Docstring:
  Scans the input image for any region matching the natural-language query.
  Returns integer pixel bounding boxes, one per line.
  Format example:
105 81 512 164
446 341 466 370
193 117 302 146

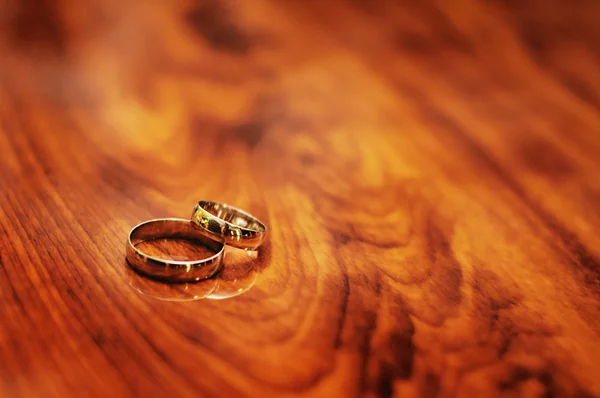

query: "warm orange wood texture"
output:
1 0 600 397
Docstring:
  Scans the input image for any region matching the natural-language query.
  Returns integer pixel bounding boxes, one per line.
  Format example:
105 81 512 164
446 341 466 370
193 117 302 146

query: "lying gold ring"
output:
126 218 224 282
191 200 267 250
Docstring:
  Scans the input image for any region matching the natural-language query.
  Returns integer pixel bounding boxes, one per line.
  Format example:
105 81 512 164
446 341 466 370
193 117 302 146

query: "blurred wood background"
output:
1 0 600 397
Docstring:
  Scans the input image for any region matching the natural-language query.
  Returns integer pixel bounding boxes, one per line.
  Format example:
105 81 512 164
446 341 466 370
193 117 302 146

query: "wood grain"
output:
1 0 600 396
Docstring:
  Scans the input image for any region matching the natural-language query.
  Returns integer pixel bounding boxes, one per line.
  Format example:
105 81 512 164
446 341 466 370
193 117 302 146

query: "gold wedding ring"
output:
126 218 224 282
191 200 267 250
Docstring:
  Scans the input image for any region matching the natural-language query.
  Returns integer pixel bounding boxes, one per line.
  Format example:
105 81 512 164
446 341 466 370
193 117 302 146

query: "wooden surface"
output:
1 0 600 397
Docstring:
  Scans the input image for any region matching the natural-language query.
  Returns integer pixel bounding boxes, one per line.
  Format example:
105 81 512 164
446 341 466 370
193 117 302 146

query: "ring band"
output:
191 200 267 250
126 218 224 282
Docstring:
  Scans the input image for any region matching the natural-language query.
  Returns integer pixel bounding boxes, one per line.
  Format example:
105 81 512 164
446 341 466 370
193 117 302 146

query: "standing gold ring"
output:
191 200 267 250
126 218 224 282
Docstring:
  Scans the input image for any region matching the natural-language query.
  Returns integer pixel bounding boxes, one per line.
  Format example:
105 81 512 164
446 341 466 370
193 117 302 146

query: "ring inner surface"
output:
131 220 221 260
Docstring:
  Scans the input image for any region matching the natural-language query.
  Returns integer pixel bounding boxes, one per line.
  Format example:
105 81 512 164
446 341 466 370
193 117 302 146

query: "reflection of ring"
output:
126 247 258 301
125 263 218 302
126 218 224 282
191 200 267 250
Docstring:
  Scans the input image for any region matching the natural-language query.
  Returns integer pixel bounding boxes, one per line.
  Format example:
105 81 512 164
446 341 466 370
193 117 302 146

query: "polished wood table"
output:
1 0 599 397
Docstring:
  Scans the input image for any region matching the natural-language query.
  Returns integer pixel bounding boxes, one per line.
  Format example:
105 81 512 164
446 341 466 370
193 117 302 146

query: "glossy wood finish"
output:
1 0 600 397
